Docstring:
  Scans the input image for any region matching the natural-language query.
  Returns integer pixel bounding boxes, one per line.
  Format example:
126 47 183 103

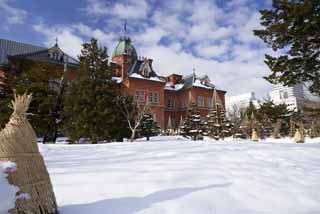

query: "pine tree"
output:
260 113 273 139
272 119 282 139
180 102 204 141
219 105 233 139
254 0 320 96
138 112 159 141
205 107 220 140
240 113 251 139
0 62 62 142
62 38 126 143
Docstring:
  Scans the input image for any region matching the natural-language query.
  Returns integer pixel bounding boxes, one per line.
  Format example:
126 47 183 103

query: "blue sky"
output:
0 0 274 97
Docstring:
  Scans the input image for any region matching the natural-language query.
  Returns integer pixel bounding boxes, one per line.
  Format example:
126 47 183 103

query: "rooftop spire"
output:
54 37 59 47
124 19 127 36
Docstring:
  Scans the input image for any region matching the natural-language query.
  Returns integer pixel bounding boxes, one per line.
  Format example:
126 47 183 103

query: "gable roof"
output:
164 72 226 93
126 59 165 83
0 39 46 65
8 44 79 67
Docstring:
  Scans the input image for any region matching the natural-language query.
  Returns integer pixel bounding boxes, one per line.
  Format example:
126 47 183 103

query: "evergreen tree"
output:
137 112 160 141
0 62 61 142
180 102 204 141
254 0 320 96
218 105 233 139
272 119 282 139
62 38 125 143
205 107 220 140
260 113 273 139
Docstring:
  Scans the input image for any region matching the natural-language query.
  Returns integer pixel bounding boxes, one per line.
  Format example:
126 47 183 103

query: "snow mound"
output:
0 162 19 213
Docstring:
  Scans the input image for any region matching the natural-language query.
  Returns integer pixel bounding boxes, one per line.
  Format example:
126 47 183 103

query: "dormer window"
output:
142 68 149 77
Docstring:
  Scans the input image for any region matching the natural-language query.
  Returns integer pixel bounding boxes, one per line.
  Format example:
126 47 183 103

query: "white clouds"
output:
84 0 148 20
30 0 273 97
79 0 272 97
113 0 148 19
33 22 117 58
133 27 166 47
0 0 27 25
141 43 272 97
188 0 223 25
34 23 84 58
194 41 230 59
73 23 116 46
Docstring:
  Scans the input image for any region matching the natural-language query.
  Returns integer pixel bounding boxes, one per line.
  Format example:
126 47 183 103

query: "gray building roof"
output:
0 39 46 64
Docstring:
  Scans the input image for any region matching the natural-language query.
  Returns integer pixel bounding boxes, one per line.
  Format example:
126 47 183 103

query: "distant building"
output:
269 84 320 112
225 92 260 118
0 39 79 92
0 39 46 65
111 36 227 129
1 37 227 130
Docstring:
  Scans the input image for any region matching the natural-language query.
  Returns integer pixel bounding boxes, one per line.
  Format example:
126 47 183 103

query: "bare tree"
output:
228 103 246 132
116 95 149 142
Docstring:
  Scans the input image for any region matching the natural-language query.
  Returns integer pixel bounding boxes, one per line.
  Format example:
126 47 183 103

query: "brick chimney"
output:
121 54 128 80
167 74 182 88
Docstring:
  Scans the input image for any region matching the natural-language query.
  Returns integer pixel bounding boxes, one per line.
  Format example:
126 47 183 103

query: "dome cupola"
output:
112 36 137 61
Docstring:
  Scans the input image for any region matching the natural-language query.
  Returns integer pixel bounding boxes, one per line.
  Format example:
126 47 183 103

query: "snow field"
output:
39 136 320 214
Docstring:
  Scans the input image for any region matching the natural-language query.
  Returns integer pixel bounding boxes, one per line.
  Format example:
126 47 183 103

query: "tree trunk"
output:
130 129 136 142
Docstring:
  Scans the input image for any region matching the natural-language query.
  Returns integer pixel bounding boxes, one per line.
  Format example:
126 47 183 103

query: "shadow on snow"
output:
61 183 231 214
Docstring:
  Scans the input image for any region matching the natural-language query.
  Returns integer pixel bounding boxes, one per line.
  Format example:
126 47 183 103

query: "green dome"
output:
112 36 137 60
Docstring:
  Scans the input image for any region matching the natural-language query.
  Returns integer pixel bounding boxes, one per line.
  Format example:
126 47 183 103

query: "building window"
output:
279 90 284 99
167 98 175 109
197 96 205 107
283 91 288 99
142 68 149 77
135 90 145 103
181 98 188 109
148 91 159 104
207 97 212 108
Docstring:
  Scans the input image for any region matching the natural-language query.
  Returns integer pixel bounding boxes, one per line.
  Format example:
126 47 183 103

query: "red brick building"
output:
110 36 226 129
0 38 226 130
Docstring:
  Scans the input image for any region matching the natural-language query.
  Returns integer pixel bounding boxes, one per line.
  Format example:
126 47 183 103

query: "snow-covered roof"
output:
111 76 122 84
164 83 184 91
129 73 165 83
193 79 213 89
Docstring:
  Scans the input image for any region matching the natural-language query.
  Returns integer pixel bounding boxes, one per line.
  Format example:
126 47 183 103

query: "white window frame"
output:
207 97 212 108
135 90 145 103
148 91 159 104
167 98 175 109
197 96 205 107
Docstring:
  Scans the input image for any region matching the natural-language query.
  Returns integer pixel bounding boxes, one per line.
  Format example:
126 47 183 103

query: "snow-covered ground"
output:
37 136 320 214
0 162 18 213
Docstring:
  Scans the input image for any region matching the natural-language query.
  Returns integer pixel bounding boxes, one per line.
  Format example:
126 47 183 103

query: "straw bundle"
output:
251 128 259 142
0 93 58 214
294 128 305 144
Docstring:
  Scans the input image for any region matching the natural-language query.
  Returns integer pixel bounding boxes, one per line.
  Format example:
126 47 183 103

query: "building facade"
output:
110 36 226 129
1 37 227 130
269 84 320 112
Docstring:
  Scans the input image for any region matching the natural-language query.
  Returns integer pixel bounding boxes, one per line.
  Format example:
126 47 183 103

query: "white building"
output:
269 83 320 112
226 92 260 118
